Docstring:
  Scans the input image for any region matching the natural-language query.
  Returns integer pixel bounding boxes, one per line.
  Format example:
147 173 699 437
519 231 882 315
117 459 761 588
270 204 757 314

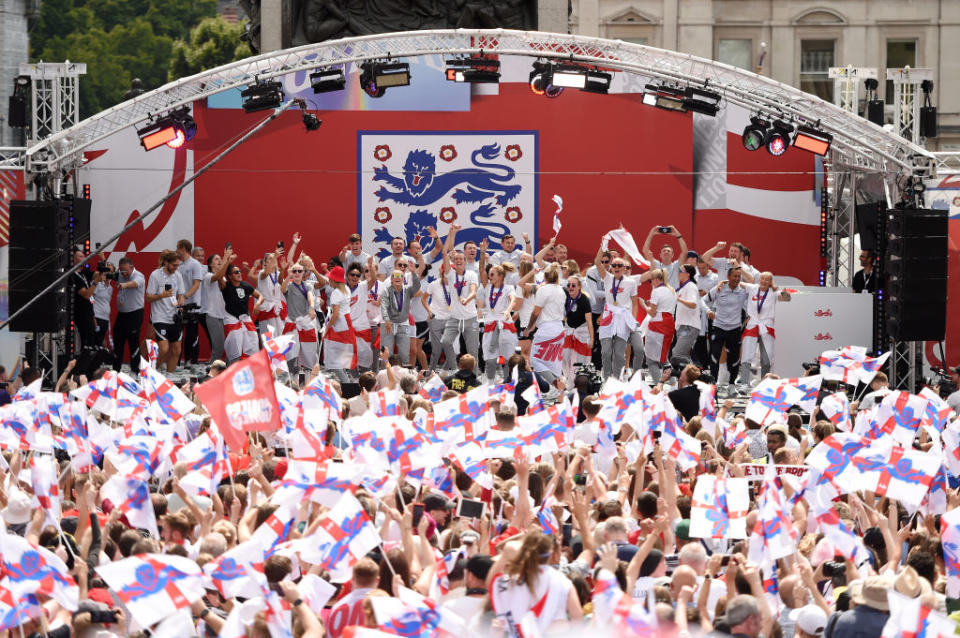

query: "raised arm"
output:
478 239 489 287
641 226 657 264
534 237 555 268
594 246 608 279
672 225 688 257
426 227 443 261
701 240 726 263
522 232 532 255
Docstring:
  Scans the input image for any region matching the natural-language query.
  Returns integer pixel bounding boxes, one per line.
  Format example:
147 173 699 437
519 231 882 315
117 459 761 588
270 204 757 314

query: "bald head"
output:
670 565 698 599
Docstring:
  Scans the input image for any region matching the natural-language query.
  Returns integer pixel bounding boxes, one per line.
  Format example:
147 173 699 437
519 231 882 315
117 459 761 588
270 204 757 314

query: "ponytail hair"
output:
506 531 555 594
651 268 675 294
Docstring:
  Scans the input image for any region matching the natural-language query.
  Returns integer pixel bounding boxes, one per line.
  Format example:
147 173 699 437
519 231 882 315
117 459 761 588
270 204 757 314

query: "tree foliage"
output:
169 17 252 80
28 0 252 119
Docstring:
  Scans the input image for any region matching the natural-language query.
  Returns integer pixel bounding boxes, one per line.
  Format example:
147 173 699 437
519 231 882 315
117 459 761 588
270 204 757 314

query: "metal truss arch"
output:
12 29 933 176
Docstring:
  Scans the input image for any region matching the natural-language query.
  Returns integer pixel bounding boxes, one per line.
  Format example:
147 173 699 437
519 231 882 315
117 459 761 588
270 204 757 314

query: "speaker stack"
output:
884 208 948 342
8 197 90 334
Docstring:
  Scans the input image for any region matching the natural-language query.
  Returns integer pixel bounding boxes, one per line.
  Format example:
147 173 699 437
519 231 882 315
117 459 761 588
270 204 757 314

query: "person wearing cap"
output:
423 493 454 533
791 604 828 638
823 574 890 638
1 487 32 535
641 224 689 289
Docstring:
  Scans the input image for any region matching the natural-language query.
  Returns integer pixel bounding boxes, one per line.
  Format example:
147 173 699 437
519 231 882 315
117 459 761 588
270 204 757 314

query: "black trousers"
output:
94 318 109 348
183 313 202 363
113 308 143 371
75 312 96 351
709 326 742 383
591 312 603 369
693 317 713 369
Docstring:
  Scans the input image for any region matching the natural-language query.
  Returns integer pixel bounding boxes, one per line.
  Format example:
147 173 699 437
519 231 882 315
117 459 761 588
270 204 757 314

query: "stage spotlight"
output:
359 61 411 98
683 87 721 116
137 106 196 151
529 61 563 98
310 68 345 93
793 125 833 156
642 83 685 112
742 116 768 151
765 120 794 156
446 57 501 84
242 80 284 113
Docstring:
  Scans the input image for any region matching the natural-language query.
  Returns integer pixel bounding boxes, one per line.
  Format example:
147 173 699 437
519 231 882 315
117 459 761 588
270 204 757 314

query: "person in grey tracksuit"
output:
379 267 421 366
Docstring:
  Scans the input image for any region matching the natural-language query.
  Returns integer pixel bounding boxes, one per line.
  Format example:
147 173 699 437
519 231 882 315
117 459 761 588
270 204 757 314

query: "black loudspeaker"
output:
867 99 885 127
74 346 115 378
921 106 938 139
7 95 26 128
66 196 91 247
855 202 882 252
9 200 69 333
885 208 947 341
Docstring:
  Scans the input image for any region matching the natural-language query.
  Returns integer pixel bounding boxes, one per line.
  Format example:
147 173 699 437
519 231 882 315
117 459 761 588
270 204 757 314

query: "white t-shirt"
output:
519 288 536 327
490 248 524 268
179 256 204 306
347 282 370 330
602 273 638 309
147 268 185 324
258 270 284 305
674 281 700 329
366 280 382 325
93 282 113 321
446 270 479 320
742 283 778 326
378 254 404 278
202 272 226 320
654 259 681 290
343 250 372 271
649 284 677 318
426 278 452 321
482 283 516 321
327 287 351 331
534 283 566 323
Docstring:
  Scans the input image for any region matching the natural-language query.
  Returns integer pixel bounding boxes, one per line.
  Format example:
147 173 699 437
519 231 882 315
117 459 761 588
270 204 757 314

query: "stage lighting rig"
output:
310 68 345 93
765 120 794 156
793 124 833 156
293 99 322 131
242 79 284 113
642 83 685 112
446 56 501 84
359 60 411 98
682 86 721 116
529 61 563 98
548 64 612 94
137 106 197 151
742 116 769 151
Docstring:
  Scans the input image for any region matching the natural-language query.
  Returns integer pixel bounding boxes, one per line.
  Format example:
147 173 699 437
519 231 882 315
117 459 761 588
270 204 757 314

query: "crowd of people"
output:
71 225 795 401
2 224 956 638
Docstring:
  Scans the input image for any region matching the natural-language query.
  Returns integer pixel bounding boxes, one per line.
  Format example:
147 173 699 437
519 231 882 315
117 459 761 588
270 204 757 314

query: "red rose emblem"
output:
439 145 457 161
374 207 392 223
505 207 522 223
439 207 457 223
504 145 522 161
374 145 392 161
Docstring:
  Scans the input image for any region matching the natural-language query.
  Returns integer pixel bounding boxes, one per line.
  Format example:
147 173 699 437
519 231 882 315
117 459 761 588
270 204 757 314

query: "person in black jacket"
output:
507 353 548 415
668 363 703 421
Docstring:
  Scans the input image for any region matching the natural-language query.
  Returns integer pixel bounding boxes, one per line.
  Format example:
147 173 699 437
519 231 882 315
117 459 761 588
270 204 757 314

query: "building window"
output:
886 39 917 103
717 39 752 70
800 39 835 101
622 37 649 46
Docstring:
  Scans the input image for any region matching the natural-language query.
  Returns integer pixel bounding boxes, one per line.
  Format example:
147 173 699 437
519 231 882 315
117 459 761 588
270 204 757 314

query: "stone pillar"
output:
662 0 678 50
260 0 283 52
538 0 568 34
0 0 28 146
577 0 600 37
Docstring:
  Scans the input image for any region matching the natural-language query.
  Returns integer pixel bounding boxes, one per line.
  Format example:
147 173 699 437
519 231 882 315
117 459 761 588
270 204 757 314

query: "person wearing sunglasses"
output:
561 274 594 385
584 250 612 368
593 248 638 379
279 260 319 371
342 260 378 371
478 261 519 382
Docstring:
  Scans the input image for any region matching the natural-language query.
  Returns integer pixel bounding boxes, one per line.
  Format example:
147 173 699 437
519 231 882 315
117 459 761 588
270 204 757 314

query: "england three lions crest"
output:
358 132 538 260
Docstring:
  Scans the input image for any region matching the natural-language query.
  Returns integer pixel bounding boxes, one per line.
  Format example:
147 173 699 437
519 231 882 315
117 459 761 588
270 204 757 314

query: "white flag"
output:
552 194 563 236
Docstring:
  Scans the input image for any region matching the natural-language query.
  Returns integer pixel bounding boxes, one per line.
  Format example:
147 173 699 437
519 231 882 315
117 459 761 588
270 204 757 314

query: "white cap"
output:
2 488 32 525
789 604 828 636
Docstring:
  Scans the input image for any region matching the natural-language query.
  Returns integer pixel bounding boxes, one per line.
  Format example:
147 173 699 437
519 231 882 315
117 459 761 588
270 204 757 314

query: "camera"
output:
822 561 845 578
574 362 603 395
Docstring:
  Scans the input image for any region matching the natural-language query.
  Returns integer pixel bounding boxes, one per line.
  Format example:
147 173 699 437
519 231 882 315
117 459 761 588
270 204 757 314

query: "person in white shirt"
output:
641 224 689 289
377 236 407 280
176 239 205 365
92 265 115 348
257 248 288 339
201 254 227 362
693 258 718 369
594 250 638 379
673 264 701 361
440 250 479 369
343 261 375 370
738 271 791 387
639 268 677 382
489 233 530 268
525 263 566 384
479 261 519 381
425 272 452 370
321 267 354 381
145 250 186 372
516 261 538 365
339 233 374 271
700 240 757 283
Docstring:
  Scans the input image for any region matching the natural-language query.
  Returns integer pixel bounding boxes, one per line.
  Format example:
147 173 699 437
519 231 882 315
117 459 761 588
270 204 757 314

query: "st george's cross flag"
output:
746 379 803 427
0 532 78 611
101 475 160 538
819 392 852 432
96 554 204 629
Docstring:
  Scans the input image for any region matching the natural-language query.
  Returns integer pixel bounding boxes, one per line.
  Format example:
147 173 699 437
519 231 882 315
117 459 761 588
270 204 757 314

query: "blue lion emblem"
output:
373 144 520 207
370 142 524 260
